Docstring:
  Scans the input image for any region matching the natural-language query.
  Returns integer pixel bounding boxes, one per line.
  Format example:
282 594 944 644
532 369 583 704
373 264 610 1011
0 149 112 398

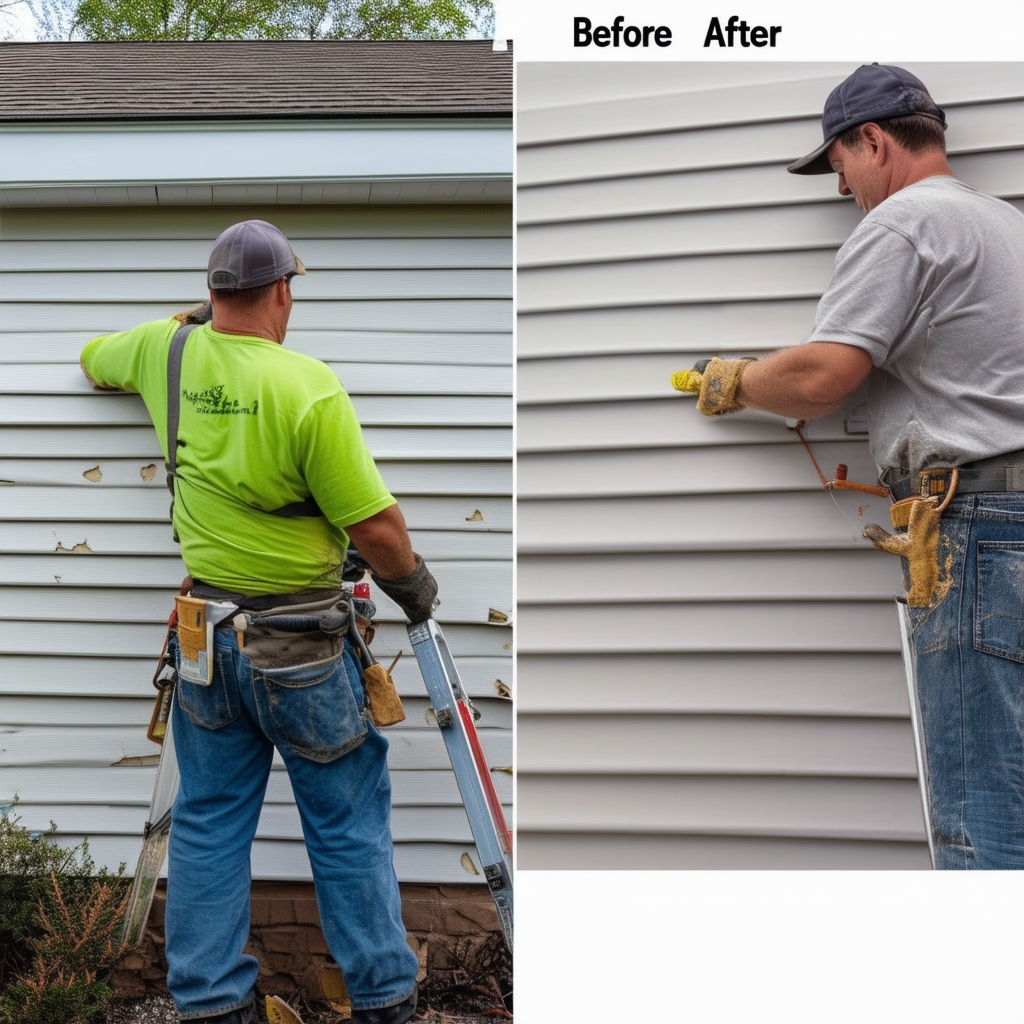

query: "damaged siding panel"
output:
1 202 511 880
517 62 1021 869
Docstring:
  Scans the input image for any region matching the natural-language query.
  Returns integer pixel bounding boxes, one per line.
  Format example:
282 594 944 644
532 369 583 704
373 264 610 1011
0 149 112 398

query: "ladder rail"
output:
408 618 513 951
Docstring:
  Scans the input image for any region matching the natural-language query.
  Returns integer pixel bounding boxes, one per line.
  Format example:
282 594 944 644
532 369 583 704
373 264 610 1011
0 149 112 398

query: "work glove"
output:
342 548 372 582
671 357 756 416
171 301 213 326
372 554 439 624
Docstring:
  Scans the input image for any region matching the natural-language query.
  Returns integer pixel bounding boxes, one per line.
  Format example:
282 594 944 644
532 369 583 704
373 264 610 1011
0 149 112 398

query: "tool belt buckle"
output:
917 468 954 500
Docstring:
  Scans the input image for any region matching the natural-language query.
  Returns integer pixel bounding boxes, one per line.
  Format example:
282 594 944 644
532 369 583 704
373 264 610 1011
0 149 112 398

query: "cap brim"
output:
787 137 835 175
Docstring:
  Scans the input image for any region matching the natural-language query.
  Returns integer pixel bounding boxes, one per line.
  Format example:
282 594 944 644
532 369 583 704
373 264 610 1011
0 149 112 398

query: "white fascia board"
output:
0 118 512 190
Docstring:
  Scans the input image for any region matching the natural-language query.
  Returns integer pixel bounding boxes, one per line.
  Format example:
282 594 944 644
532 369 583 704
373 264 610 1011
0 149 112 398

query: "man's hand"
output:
670 357 756 416
371 555 438 624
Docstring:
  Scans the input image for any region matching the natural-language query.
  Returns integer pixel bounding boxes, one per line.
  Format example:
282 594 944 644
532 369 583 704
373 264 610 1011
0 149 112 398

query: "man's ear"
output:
860 122 888 160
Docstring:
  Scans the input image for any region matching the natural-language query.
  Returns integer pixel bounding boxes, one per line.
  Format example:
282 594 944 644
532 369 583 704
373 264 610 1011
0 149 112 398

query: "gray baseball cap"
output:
207 220 307 290
788 64 946 175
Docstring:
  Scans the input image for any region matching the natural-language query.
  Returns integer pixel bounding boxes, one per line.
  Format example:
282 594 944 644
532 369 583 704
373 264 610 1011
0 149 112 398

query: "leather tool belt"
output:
885 449 1024 502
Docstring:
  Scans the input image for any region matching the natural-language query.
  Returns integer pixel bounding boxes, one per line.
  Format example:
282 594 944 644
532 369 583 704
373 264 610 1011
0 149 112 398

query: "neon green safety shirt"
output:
80 319 396 594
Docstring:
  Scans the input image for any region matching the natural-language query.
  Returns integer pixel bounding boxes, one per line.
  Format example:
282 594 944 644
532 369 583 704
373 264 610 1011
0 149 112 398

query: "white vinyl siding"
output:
0 201 512 884
517 62 1024 869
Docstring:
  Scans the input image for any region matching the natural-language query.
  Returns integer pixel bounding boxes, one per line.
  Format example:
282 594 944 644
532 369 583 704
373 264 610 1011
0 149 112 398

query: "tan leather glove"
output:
671 357 756 416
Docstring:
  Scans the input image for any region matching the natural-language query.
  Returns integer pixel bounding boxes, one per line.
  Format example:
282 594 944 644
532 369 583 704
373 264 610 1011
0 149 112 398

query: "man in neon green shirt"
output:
81 221 431 1024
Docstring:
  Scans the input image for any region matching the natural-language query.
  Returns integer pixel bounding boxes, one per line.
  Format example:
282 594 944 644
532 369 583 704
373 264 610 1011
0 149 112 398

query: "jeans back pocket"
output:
174 638 242 730
251 642 367 763
974 541 1024 664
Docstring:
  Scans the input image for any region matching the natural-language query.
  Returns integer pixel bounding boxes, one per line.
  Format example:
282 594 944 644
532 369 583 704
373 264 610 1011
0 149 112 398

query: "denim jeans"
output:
166 628 418 1019
905 492 1024 869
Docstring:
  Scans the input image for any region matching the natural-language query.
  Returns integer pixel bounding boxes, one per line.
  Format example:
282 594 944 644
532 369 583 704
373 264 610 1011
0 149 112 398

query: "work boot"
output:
350 984 418 1024
181 994 259 1024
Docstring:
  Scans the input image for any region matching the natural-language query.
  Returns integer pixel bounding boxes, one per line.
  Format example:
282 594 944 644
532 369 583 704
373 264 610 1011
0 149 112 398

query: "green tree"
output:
27 0 492 39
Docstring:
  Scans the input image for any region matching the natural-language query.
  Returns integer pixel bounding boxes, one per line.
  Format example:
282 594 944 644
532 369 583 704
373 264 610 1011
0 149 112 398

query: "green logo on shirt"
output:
183 384 259 416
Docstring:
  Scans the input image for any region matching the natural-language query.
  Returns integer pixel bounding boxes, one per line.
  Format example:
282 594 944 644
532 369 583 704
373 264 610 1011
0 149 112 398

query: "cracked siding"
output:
0 201 512 884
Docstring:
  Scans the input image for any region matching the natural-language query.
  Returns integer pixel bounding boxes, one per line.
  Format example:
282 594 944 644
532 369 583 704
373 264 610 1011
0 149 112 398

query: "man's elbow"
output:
802 343 873 408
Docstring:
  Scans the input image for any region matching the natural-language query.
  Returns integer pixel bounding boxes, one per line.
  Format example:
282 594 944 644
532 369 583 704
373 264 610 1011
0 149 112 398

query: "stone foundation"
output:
111 882 506 1007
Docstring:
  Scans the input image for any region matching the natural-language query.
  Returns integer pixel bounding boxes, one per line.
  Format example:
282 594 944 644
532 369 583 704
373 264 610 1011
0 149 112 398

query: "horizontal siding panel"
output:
518 491 895 554
517 399 853 452
0 620 512 659
0 489 511 530
0 426 511 460
517 151 1024 226
518 98 1024 186
1 695 512 732
518 300 821 359
0 394 511 427
26 833 496 883
0 331 512 366
0 237 512 272
518 602 901 654
516 352 771 405
1 655 512 701
519 715 915 776
2 268 512 302
517 833 930 870
518 775 925 841
0 459 511 495
517 63 1024 145
517 652 907 717
0 300 513 333
3 802 509 847
2 523 512 561
518 250 837 314
518 549 902 602
8 766 510 807
518 201 864 268
519 196 1024 268
0 560 512 622
3 363 511 397
517 442 884 498
0 724 511 770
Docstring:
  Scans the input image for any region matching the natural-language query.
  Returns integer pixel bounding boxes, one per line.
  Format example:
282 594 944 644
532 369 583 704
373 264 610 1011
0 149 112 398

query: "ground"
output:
105 989 512 1023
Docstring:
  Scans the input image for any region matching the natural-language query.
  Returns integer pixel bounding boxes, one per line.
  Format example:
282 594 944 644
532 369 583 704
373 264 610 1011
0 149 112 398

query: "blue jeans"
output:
166 629 418 1019
906 492 1024 869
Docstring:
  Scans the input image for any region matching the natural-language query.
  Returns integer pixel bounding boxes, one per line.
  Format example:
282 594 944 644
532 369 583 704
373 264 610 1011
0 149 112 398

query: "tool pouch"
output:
175 594 214 684
147 616 179 745
347 597 406 727
236 592 351 672
862 471 958 608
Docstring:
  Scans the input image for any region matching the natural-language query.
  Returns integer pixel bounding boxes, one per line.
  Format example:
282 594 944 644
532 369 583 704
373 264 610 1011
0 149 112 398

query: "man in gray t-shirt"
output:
679 65 1024 869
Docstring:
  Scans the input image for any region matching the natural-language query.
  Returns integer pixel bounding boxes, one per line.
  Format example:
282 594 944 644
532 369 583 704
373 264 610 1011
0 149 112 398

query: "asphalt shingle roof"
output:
0 40 512 121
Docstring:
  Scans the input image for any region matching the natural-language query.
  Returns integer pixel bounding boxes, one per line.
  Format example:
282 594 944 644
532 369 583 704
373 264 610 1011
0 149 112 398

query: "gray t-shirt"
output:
810 176 1024 478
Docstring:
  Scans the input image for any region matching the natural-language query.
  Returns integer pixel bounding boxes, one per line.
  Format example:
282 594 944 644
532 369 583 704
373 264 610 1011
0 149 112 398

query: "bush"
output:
0 808 130 1024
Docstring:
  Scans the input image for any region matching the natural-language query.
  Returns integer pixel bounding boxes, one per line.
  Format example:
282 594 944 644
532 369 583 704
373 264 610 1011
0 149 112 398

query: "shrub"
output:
0 808 130 1024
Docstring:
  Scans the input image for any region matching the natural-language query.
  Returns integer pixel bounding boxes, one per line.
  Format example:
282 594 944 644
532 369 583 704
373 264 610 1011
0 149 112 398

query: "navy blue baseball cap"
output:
788 64 946 175
208 220 306 290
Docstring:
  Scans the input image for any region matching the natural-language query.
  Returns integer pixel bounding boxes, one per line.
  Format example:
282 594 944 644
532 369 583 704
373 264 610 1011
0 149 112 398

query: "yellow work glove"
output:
670 357 755 416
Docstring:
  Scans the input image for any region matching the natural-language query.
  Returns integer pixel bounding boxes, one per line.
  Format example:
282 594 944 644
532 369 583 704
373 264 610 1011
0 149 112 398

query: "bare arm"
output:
344 504 417 580
738 342 873 419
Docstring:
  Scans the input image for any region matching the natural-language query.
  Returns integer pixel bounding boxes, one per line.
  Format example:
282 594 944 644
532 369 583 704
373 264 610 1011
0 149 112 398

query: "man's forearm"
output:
736 342 873 419
345 504 418 579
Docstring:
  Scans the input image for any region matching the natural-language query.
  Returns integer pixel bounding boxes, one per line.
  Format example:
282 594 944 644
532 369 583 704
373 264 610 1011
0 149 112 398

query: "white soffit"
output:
0 118 512 206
